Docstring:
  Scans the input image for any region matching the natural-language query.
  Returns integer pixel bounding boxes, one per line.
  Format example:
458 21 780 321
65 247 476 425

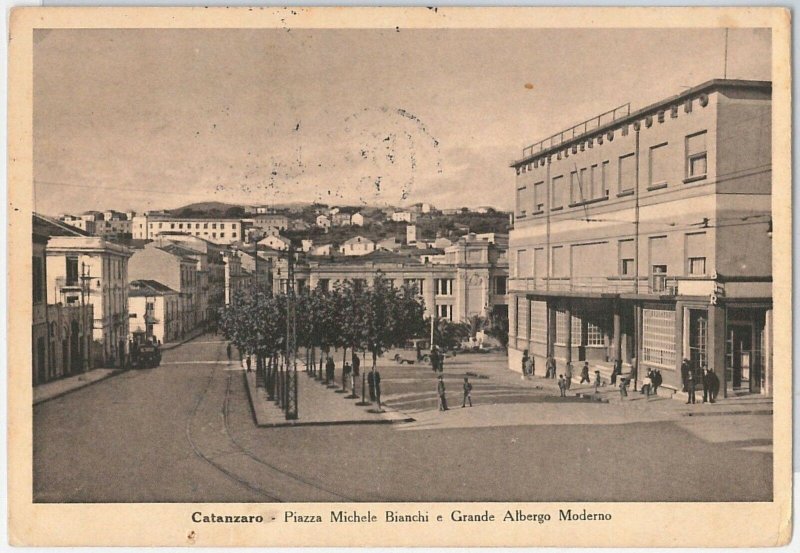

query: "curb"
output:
682 409 773 417
33 369 126 406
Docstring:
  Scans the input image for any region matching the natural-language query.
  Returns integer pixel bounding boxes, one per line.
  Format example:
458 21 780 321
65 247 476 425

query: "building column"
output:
546 300 556 357
612 300 622 363
564 302 572 366
707 303 726 398
634 303 643 388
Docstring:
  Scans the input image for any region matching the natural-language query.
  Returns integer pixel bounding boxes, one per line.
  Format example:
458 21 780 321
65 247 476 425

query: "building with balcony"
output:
507 79 772 397
44 229 132 368
128 280 180 344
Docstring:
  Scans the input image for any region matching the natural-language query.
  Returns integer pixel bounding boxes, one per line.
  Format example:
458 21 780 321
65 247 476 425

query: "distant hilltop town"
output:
33 201 511 385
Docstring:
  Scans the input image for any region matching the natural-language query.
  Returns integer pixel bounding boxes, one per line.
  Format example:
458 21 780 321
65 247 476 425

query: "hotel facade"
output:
507 79 772 397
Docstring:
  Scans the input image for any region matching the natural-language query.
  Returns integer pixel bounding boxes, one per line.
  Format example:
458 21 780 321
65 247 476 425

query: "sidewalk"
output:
34 368 123 405
244 368 414 427
34 330 211 405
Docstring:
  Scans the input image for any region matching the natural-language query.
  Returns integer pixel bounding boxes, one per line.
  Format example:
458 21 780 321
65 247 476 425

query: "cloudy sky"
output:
33 27 770 215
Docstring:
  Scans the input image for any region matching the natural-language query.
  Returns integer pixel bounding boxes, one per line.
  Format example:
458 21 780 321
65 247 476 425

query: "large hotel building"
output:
507 79 772 397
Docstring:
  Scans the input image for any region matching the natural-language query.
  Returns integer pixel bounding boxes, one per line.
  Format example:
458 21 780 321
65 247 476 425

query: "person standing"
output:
580 361 591 384
652 369 662 396
527 355 535 378
226 342 233 363
373 368 382 408
430 347 440 373
702 366 712 403
352 353 360 377
462 377 473 408
521 350 530 378
707 368 720 403
367 369 376 402
619 377 629 400
342 361 352 392
593 370 602 394
611 358 622 385
246 355 252 373
641 371 652 398
546 355 556 379
564 362 573 390
326 356 335 385
437 375 448 411
685 367 697 404
558 375 567 397
681 358 692 392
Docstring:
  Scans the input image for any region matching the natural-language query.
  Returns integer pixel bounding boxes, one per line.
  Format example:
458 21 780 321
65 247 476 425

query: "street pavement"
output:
33 337 772 503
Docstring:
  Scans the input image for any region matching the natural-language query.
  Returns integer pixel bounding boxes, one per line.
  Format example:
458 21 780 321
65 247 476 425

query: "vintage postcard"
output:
7 6 792 547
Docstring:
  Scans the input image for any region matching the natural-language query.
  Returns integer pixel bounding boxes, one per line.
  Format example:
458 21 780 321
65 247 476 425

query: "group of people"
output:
430 346 446 373
437 375 473 411
640 368 663 398
681 358 720 404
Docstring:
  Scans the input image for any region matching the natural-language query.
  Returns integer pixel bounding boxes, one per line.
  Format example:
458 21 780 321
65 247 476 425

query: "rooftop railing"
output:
521 103 631 160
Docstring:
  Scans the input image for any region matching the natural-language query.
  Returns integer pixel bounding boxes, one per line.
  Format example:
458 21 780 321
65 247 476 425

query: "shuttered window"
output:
686 131 708 179
551 246 567 277
618 153 635 193
649 142 669 187
685 232 708 275
551 175 565 209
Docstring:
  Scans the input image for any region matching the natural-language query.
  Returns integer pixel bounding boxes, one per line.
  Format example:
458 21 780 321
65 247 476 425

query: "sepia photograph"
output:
8 6 792 547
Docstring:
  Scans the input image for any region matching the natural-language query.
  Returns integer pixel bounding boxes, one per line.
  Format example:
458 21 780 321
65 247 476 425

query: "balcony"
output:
509 275 682 296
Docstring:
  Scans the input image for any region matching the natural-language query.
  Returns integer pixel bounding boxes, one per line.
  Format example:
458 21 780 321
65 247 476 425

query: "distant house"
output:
290 219 311 231
252 213 289 231
474 206 493 214
332 212 352 227
391 211 417 223
308 244 333 256
301 239 314 252
351 212 366 227
128 279 181 344
315 214 331 231
258 234 291 251
441 208 460 215
377 237 401 252
339 236 376 256
328 207 340 215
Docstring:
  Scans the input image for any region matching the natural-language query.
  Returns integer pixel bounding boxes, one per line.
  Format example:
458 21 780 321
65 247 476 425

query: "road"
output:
34 336 772 502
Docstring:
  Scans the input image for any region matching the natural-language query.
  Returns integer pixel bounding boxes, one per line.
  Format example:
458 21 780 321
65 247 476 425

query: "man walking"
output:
611 358 622 385
437 375 448 411
245 354 252 373
593 370 602 394
462 377 473 407
325 356 335 385
619 377 629 400
226 342 233 363
558 375 567 397
580 361 591 384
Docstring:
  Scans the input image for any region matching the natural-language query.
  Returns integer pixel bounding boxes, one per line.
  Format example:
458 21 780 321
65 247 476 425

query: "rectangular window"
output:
435 278 453 296
212 223 217 229
649 142 669 188
533 181 544 212
551 175 565 209
221 223 225 229
220 232 225 238
516 186 527 217
516 249 532 278
618 153 635 194
494 276 507 295
579 167 588 201
170 223 175 229
570 171 580 204
619 239 635 276
517 299 529 341
436 304 453 320
686 232 708 275
642 308 676 368
551 246 567 277
403 278 424 295
686 131 708 180
204 223 208 229
586 320 604 346
601 161 610 197
531 301 547 343
65 256 79 286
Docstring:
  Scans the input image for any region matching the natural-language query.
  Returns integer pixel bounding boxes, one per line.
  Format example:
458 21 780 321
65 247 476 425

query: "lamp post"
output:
284 243 298 420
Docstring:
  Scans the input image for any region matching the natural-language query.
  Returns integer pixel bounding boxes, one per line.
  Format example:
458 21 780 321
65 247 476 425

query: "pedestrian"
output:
367 369 376 402
611 358 622 385
430 346 440 373
558 375 567 397
521 349 529 378
416 342 422 361
352 352 360 377
580 361 591 384
641 371 652 398
462 377 473 407
343 361 352 392
680 358 691 392
439 352 445 373
652 369 662 396
702 366 712 403
630 359 638 392
246 355 252 373
593 370 602 394
527 355 535 378
373 368 382 408
619 377 629 400
685 367 697 404
707 368 720 403
437 375 448 411
546 355 556 379
564 362 573 390
226 342 232 363
326 356 335 385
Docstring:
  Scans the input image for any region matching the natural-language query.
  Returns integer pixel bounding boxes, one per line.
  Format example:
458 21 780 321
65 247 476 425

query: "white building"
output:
391 211 418 223
351 212 365 227
132 215 245 244
258 234 291 251
339 236 376 256
128 279 181 344
316 214 331 231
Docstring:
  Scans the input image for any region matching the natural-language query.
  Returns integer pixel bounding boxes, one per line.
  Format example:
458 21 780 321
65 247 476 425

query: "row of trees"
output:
218 274 428 380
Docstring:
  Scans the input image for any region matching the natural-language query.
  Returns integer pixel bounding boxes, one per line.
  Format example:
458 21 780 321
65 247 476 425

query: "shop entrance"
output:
727 323 760 393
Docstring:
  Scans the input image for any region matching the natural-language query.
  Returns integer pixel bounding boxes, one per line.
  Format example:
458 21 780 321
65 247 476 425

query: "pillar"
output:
634 303 643 388
707 303 726 398
612 300 622 363
564 302 572 366
546 301 556 357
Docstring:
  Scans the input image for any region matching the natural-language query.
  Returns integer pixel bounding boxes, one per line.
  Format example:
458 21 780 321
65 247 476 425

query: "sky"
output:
33 27 771 216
